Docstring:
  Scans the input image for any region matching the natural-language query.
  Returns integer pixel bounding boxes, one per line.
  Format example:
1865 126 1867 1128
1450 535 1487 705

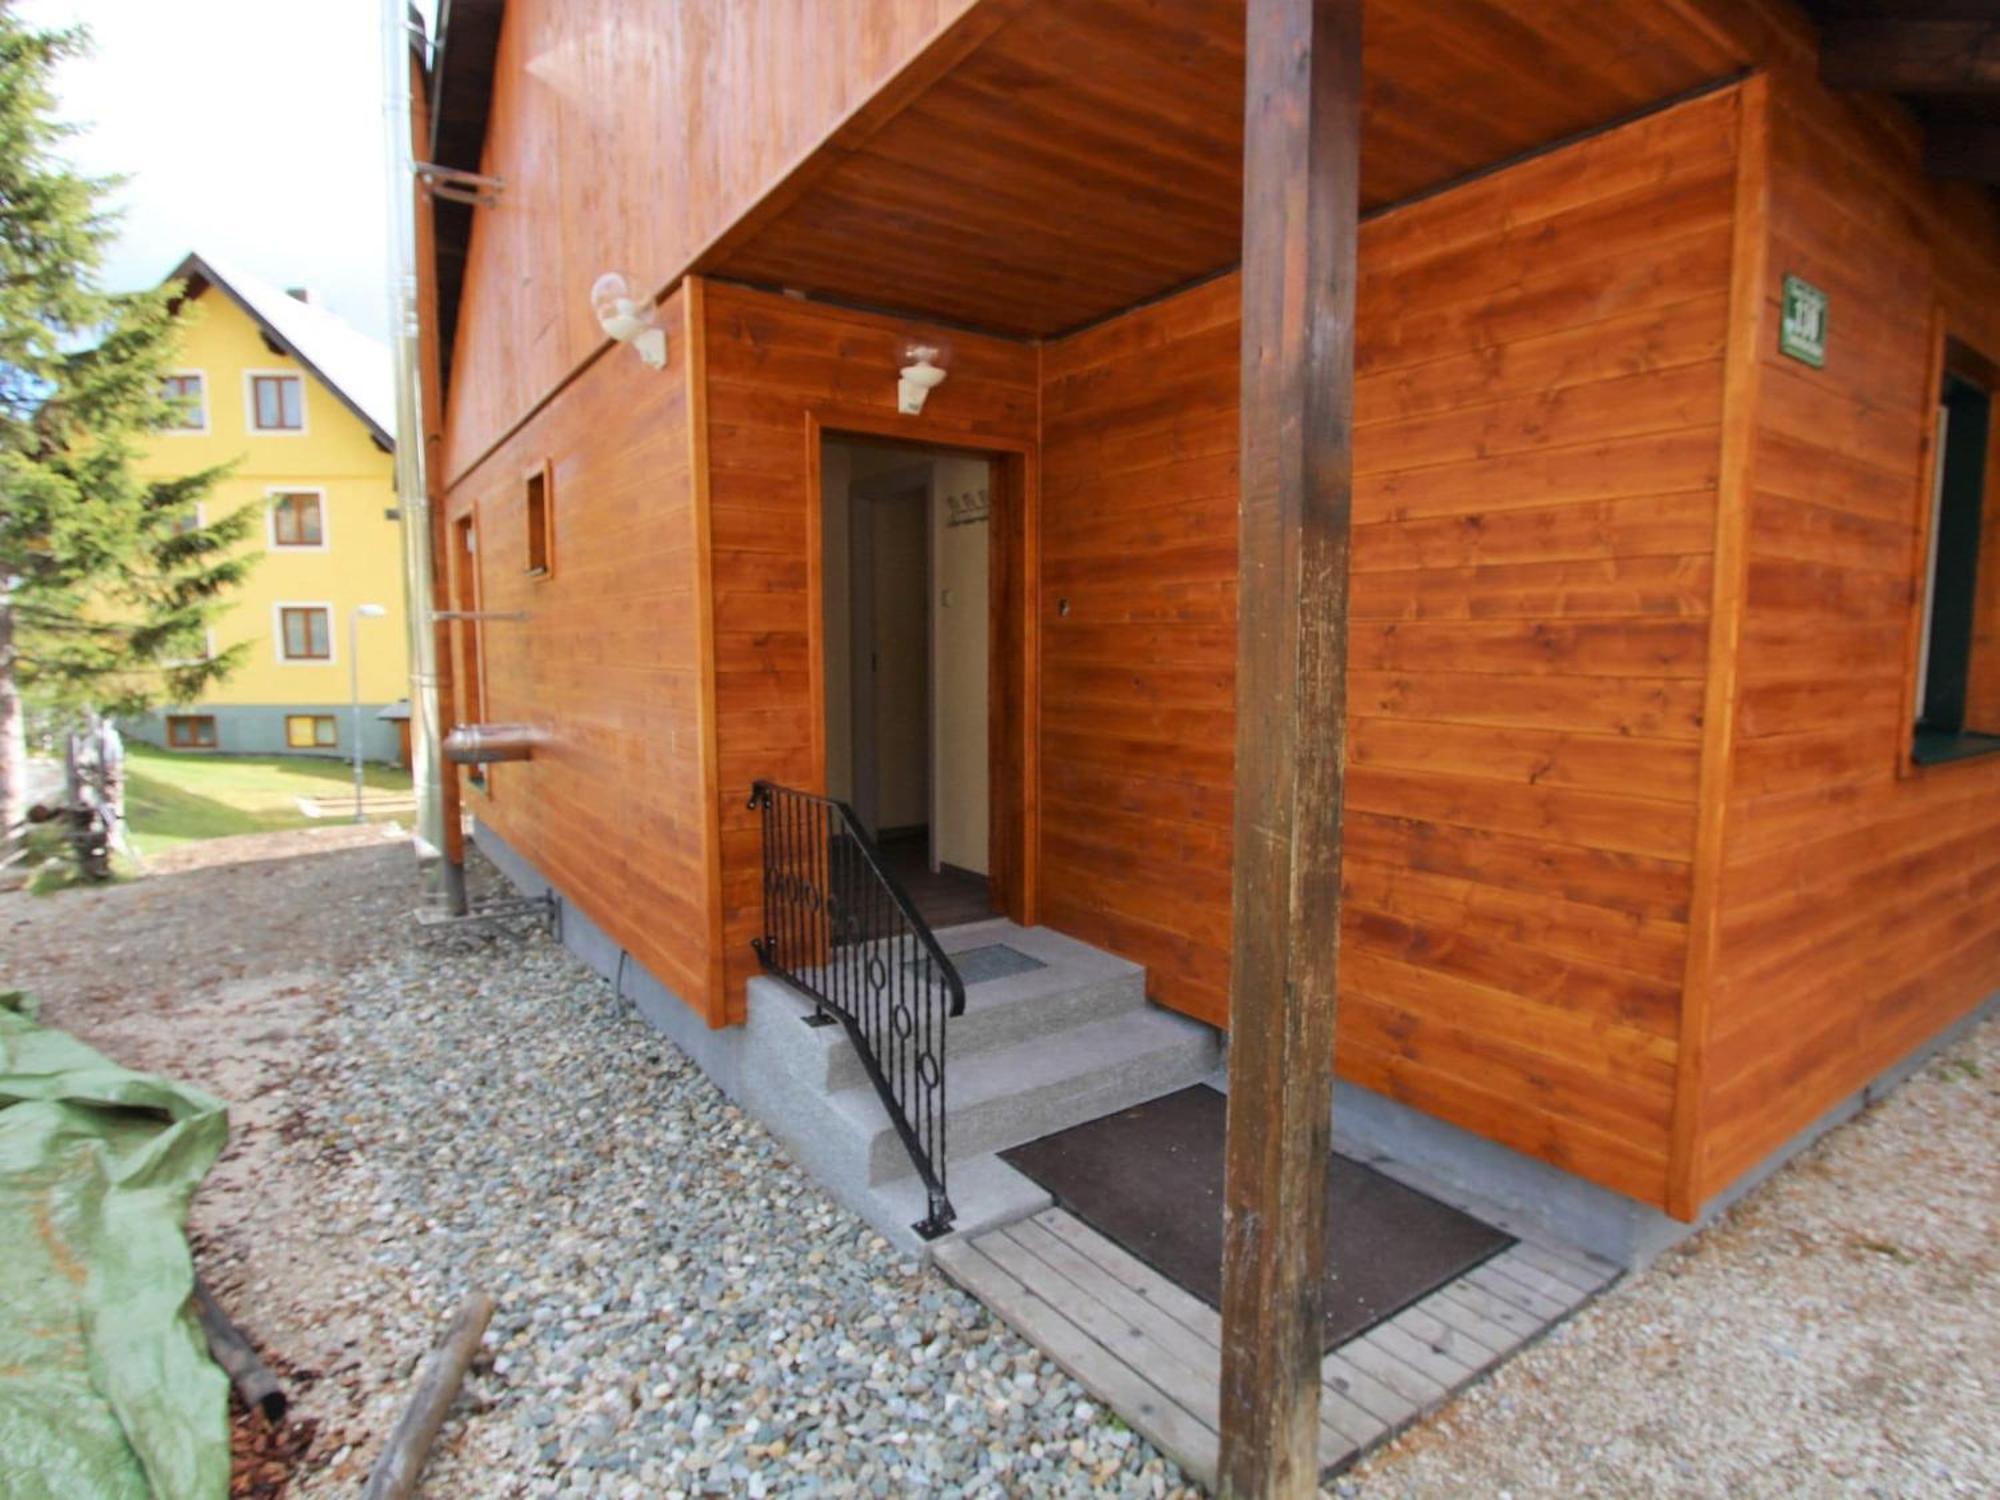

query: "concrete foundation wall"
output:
474 818 748 1102
1247 985 2000 1269
481 813 1997 1270
125 704 404 764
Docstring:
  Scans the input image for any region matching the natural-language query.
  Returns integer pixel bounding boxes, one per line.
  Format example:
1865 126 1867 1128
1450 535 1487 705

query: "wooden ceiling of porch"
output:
696 0 1750 338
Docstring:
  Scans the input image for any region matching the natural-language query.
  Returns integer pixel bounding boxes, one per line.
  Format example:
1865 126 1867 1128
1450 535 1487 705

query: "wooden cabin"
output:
410 0 2000 1258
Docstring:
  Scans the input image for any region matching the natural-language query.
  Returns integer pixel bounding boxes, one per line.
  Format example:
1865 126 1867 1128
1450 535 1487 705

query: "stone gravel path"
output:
6 829 1995 1496
5 835 1198 1496
1344 1011 1999 1499
319 937 1199 1498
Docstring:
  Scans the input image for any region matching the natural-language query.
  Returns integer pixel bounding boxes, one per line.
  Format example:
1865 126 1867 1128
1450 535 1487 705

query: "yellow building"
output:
129 253 408 763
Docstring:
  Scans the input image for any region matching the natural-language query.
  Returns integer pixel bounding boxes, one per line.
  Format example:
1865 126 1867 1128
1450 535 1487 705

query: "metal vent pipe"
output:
382 0 467 914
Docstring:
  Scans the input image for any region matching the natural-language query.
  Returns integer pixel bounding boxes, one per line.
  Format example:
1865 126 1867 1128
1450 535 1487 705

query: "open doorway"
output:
822 436 996 929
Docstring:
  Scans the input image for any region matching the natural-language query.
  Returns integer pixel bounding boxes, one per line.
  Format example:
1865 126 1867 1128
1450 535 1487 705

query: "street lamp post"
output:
350 604 388 823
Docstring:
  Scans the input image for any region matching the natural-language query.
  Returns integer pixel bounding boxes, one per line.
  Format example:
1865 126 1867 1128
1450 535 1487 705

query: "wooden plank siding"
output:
424 0 2000 1222
437 0 984 484
1687 68 2000 1204
440 288 719 1020
1038 87 1745 1207
698 281 1041 1022
437 0 1774 480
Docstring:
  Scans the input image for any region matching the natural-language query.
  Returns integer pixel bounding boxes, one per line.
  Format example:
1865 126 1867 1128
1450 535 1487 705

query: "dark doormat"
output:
1000 1085 1514 1352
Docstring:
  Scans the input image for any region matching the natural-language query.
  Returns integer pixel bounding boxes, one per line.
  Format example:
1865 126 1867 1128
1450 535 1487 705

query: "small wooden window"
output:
1913 339 2000 765
162 373 206 431
524 460 553 577
166 714 217 748
271 492 325 547
278 606 331 661
250 373 304 431
285 714 338 749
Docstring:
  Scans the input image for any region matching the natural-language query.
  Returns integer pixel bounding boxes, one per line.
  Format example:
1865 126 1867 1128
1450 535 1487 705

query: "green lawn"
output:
124 744 414 855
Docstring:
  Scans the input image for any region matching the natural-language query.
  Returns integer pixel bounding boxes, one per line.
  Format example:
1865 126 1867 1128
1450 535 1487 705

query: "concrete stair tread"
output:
826 1006 1219 1178
877 1153 1054 1248
781 919 1145 1011
747 921 1150 1091
825 1006 1211 1122
738 921 1218 1252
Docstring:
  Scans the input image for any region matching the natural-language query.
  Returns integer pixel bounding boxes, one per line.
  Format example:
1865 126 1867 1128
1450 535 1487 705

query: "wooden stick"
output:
192 1278 288 1424
1218 0 1361 1494
361 1291 496 1500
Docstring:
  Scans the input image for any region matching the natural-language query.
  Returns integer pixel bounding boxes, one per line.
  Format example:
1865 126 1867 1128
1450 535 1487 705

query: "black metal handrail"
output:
748 780 966 1239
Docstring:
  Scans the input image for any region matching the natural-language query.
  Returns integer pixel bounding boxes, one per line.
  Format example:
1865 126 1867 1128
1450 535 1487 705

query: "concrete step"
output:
743 1006 1217 1252
746 920 1149 1093
738 919 1219 1254
878 1153 1055 1251
832 1005 1220 1185
737 1050 1057 1255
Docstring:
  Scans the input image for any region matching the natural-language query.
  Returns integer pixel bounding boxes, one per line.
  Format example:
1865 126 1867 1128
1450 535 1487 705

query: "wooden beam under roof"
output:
1925 116 2000 179
1217 0 1360 1492
700 0 1754 342
1820 18 2000 93
425 0 506 399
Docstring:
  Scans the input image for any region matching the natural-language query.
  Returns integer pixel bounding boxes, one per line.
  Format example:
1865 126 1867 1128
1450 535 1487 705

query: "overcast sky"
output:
20 0 435 344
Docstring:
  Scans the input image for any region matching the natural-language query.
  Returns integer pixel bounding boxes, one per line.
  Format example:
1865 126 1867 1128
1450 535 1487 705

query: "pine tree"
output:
0 9 251 853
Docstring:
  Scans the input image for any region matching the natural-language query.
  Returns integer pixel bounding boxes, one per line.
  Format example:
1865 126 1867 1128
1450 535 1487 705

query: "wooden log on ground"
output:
361 1291 497 1500
193 1278 288 1423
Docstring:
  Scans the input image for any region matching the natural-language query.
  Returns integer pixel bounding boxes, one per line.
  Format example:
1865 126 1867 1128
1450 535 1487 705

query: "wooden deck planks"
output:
1408 1291 1512 1358
1322 1349 1419 1430
935 1208 1610 1486
930 1233 1222 1483
978 1224 1222 1425
1371 1312 1488 1383
1434 1280 1546 1343
993 1217 1361 1471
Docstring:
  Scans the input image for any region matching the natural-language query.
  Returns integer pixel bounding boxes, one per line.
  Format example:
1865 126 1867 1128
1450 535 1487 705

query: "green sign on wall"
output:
1780 274 1828 368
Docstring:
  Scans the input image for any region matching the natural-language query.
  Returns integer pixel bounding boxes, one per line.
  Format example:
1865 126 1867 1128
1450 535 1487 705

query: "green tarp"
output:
0 992 231 1500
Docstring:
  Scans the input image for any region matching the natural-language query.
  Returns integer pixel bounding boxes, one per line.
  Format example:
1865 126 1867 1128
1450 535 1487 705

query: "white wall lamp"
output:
591 272 667 369
899 345 947 415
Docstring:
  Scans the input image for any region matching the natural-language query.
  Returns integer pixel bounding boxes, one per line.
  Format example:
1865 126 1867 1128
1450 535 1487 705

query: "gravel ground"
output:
4 827 1995 1497
1346 1012 2000 1499
315 937 1198 1497
3 832 1200 1498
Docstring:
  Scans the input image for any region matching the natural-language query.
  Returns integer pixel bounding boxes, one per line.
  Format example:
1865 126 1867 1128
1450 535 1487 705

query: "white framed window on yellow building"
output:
268 489 327 549
162 627 217 670
245 370 306 433
166 714 217 749
275 602 333 663
161 371 207 432
285 714 338 749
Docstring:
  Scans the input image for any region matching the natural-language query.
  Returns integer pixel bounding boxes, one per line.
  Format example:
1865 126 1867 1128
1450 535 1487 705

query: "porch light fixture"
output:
590 272 666 369
899 345 947 414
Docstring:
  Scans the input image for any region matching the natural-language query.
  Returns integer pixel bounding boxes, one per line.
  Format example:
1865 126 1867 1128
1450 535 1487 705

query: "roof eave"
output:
167 251 394 449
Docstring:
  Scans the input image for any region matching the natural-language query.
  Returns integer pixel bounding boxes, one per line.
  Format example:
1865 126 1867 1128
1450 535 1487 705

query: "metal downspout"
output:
383 0 467 914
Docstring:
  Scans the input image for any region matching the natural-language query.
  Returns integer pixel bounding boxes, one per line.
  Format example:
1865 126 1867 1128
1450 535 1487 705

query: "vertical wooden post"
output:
1218 0 1360 1495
